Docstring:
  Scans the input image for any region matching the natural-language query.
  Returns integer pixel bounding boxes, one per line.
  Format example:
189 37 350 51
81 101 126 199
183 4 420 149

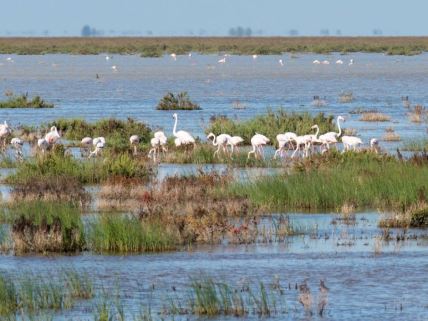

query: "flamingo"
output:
105 55 111 61
279 59 284 66
207 132 231 157
336 59 344 64
172 113 195 148
11 137 24 160
349 59 354 66
322 60 330 65
218 57 226 64
313 60 321 64
252 54 258 60
111 65 117 71
148 131 168 162
45 126 60 145
0 121 12 150
129 135 139 155
80 137 93 157
170 53 177 61
89 141 105 158
319 116 344 150
188 53 192 58
274 132 297 159
342 136 363 152
370 138 380 154
306 125 320 154
37 138 49 154
228 136 244 154
291 135 312 158
247 133 270 159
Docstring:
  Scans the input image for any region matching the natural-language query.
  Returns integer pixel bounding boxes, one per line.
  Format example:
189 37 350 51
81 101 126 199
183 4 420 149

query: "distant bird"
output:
370 138 380 154
92 137 106 147
336 59 344 64
274 132 297 159
11 137 24 160
248 133 270 159
342 135 363 152
6 57 13 62
279 59 284 66
228 136 244 155
349 59 354 66
188 52 192 58
207 132 232 157
148 131 168 162
129 135 140 155
322 60 330 65
89 141 105 158
319 116 344 150
105 55 111 60
318 280 329 317
170 53 177 61
80 137 93 157
172 113 195 147
218 57 226 64
37 138 49 154
252 54 258 60
111 65 117 71
313 60 321 64
45 126 60 145
298 281 313 315
0 121 12 150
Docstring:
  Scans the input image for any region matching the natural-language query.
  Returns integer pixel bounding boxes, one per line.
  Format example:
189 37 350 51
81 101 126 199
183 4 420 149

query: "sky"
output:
1 0 427 36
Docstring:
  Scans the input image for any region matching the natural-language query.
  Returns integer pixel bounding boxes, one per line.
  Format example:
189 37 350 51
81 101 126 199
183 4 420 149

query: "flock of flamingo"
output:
0 113 380 163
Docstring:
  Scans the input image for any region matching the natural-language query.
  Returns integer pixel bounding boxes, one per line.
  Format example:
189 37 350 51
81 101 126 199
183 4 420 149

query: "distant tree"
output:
229 27 237 36
372 29 383 35
336 29 342 36
81 25 92 37
320 29 330 36
289 29 299 36
244 27 252 37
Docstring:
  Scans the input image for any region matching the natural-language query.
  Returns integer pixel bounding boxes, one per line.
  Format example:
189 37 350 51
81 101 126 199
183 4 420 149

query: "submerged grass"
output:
229 151 428 212
2 36 428 55
359 112 391 122
206 110 335 144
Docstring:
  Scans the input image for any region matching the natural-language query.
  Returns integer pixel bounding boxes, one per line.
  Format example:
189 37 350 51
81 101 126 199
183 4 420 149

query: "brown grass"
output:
1 37 428 55
382 128 401 142
408 105 428 123
360 112 391 122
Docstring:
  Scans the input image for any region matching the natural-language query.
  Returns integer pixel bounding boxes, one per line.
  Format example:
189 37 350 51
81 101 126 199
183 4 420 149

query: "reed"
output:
401 139 428 152
0 93 53 108
206 109 335 145
88 214 177 253
382 128 400 142
7 201 85 254
359 112 391 122
2 37 428 56
229 152 428 212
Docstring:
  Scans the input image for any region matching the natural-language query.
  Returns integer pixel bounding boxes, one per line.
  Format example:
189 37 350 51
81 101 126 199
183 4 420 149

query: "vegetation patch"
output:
0 93 54 108
6 201 85 254
382 128 401 142
359 112 391 122
206 110 335 144
156 92 200 110
229 151 428 212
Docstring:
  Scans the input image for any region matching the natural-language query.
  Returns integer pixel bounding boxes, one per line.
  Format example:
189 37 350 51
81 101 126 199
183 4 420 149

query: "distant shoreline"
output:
0 36 427 56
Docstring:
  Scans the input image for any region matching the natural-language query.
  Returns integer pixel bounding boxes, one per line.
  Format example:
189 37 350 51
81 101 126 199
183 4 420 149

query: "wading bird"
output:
228 136 244 155
252 54 258 60
279 59 284 66
172 113 195 148
37 138 49 154
45 126 60 145
129 135 139 155
218 57 226 64
11 137 24 160
207 132 231 157
0 121 12 150
80 137 93 157
313 60 321 64
274 132 297 159
336 59 344 64
247 133 270 159
89 137 105 158
370 138 380 154
342 135 363 152
148 131 168 162
319 116 344 150
170 53 177 61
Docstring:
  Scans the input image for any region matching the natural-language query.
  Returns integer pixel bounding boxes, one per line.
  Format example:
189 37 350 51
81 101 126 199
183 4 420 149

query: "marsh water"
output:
0 53 428 320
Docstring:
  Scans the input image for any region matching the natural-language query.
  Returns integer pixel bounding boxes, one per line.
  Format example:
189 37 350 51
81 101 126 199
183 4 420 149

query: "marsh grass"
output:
383 128 401 142
359 112 391 122
156 92 200 110
88 214 177 253
6 201 85 254
407 105 428 123
2 36 428 55
401 139 428 152
0 93 54 108
229 151 428 212
206 110 335 144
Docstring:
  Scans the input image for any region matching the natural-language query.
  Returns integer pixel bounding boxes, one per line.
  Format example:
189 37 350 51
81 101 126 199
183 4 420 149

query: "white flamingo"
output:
37 138 49 154
349 59 354 65
313 60 321 64
129 135 139 155
247 133 270 159
11 137 24 160
45 126 60 145
111 65 117 71
342 136 363 152
170 53 177 61
80 137 93 156
172 113 195 148
274 132 297 159
207 132 231 157
218 57 226 64
89 137 105 158
252 54 258 60
319 116 344 150
336 59 344 64
279 59 284 66
291 135 312 158
0 121 12 150
148 131 168 162
322 60 330 65
228 136 244 154
370 138 380 154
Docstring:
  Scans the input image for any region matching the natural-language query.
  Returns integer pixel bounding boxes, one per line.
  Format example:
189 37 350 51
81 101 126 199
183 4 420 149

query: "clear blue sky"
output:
1 0 427 36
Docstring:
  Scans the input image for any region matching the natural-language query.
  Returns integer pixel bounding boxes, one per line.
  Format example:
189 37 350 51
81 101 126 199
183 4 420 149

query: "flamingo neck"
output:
336 118 342 137
211 135 218 146
314 126 319 138
173 116 178 137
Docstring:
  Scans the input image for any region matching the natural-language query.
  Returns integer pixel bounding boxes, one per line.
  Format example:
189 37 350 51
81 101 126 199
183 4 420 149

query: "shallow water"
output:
1 212 428 320
0 53 427 153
